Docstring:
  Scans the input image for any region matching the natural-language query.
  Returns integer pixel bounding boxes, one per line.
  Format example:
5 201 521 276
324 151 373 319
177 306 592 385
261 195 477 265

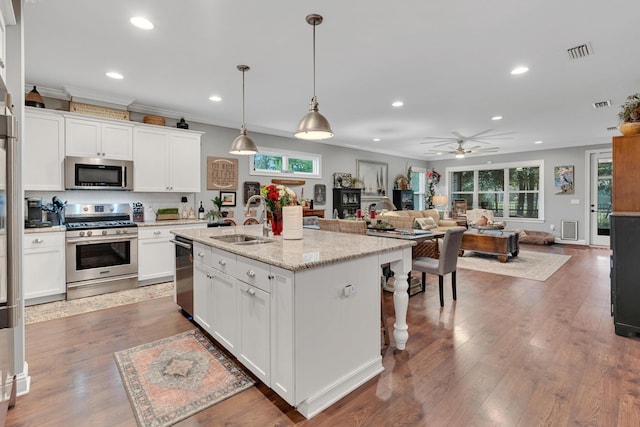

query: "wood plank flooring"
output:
6 244 640 426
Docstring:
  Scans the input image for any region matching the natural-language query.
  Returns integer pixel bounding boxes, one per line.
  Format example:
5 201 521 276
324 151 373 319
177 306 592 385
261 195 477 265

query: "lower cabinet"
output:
138 223 206 284
193 260 213 332
237 279 270 384
23 231 66 304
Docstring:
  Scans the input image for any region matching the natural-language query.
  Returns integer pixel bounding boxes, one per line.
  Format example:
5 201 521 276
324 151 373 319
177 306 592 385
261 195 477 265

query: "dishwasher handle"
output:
170 239 192 250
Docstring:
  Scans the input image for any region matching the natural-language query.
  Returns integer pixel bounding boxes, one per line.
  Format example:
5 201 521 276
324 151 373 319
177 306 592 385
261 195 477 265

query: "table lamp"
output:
432 195 449 218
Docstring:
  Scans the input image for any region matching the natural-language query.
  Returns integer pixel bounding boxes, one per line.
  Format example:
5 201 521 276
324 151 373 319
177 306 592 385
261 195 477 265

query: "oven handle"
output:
169 239 192 250
66 236 137 245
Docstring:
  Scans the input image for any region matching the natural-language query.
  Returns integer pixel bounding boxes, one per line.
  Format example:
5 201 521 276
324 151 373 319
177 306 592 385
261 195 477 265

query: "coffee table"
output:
460 229 519 263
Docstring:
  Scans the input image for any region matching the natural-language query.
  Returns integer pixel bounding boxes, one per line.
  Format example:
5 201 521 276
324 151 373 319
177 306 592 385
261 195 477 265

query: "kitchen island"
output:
171 225 414 419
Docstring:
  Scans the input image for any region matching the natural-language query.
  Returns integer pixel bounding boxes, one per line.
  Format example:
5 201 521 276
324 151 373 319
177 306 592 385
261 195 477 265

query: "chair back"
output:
438 227 466 275
318 218 340 232
338 219 367 235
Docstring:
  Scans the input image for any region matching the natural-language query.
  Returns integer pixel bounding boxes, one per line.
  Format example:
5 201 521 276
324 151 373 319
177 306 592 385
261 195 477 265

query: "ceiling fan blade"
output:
464 129 494 140
420 137 459 144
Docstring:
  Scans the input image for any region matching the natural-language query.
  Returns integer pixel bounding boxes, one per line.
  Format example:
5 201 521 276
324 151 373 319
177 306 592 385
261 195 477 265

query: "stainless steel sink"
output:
211 234 274 245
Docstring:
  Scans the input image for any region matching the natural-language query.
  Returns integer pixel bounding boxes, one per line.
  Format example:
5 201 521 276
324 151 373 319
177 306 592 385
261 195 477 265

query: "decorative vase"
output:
271 210 283 236
620 121 640 136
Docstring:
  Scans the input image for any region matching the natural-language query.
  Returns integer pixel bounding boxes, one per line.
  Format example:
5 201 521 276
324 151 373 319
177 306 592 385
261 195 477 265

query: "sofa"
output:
377 208 459 231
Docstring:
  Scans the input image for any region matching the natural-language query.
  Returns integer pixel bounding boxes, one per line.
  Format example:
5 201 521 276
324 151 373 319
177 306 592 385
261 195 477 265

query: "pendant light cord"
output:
312 21 316 98
242 69 246 126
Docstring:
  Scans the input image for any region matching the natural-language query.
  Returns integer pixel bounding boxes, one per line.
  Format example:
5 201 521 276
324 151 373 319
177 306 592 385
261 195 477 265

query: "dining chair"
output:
412 226 466 306
318 218 340 232
337 219 366 235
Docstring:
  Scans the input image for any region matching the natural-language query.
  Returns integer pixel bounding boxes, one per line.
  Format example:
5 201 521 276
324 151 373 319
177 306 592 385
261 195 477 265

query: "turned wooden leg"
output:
439 275 444 307
452 271 457 301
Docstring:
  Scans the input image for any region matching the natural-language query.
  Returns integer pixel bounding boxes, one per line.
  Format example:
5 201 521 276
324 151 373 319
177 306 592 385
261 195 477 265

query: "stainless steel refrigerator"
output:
0 113 18 424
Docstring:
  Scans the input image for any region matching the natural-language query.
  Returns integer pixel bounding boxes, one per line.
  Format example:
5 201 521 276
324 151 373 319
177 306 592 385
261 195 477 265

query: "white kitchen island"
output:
171 225 414 419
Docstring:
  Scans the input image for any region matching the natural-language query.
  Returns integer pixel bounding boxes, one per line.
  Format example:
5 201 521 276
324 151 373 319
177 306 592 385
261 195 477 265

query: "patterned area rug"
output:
25 282 174 324
115 329 255 427
457 250 571 281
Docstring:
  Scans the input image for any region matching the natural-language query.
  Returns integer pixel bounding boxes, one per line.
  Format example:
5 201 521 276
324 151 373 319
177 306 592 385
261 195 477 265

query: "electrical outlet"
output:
550 224 555 231
570 199 580 205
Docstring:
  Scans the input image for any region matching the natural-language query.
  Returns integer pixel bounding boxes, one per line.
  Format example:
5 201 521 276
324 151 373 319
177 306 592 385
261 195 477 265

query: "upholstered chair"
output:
412 226 466 306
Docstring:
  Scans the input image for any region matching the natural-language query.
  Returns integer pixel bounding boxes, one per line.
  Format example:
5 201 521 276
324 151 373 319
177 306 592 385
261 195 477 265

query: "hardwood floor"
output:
7 244 640 426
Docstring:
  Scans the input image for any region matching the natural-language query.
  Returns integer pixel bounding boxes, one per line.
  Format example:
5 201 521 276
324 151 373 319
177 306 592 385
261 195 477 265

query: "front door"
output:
589 150 612 246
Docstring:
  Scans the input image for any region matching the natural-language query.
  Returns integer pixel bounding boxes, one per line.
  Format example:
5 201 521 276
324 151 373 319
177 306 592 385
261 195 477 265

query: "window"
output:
447 160 544 220
250 148 322 178
411 167 427 210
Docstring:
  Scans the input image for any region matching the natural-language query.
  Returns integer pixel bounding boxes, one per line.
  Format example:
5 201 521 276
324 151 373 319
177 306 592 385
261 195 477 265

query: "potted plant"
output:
205 197 224 223
619 93 640 136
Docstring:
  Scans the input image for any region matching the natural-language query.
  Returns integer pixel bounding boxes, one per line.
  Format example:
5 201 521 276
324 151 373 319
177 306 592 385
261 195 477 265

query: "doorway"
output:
588 150 612 246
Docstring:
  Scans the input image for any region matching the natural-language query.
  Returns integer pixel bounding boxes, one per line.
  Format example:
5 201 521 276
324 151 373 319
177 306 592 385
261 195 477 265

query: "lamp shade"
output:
229 126 258 155
432 195 448 206
294 97 333 140
374 197 396 211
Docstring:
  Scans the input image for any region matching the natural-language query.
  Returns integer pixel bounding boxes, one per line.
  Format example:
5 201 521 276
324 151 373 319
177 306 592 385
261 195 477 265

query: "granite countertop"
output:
137 219 208 227
171 225 415 272
24 225 66 234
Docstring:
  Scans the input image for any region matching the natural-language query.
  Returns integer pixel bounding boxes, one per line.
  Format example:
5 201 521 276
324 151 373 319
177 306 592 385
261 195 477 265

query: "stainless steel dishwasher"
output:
171 236 193 318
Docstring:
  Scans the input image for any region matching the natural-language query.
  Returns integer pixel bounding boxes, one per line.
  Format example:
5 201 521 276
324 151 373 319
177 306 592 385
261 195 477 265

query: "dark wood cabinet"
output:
393 190 414 210
613 135 640 212
333 188 361 219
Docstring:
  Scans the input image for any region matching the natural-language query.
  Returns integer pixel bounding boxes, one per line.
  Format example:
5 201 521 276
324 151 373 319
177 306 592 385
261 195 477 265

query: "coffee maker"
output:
25 197 51 228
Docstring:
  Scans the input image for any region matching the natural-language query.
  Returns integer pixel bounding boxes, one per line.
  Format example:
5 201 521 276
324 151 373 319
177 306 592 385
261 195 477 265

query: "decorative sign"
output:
69 101 130 120
207 157 238 190
243 181 261 205
332 172 352 188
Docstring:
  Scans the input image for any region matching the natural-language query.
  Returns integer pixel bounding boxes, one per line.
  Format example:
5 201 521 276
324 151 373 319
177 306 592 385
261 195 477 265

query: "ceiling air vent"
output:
593 100 612 109
567 43 592 60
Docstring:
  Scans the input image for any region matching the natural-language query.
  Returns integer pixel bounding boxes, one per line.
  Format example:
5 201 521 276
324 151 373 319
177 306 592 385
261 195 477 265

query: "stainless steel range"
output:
65 203 138 300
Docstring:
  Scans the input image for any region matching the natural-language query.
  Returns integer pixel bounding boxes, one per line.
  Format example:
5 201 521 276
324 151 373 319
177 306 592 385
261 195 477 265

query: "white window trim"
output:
445 159 545 222
249 147 323 179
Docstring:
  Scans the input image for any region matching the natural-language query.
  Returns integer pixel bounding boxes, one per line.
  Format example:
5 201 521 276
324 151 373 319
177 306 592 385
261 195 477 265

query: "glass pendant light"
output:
294 14 334 141
229 65 258 155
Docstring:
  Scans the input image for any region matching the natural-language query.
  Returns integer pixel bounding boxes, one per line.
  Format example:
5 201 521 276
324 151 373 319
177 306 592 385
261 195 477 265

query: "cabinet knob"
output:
32 238 44 244
247 288 256 296
246 270 256 278
218 259 226 266
206 273 212 279
268 274 275 280
153 231 161 235
197 252 205 257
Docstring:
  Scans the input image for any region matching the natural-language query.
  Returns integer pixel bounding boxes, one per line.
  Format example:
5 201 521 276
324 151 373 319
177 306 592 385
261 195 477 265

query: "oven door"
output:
66 235 138 284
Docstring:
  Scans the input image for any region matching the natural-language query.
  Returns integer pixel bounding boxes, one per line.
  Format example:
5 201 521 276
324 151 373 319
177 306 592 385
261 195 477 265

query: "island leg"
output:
390 249 411 350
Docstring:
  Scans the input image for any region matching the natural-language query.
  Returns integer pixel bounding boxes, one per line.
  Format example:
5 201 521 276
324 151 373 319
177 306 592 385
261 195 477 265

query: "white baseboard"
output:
15 361 31 397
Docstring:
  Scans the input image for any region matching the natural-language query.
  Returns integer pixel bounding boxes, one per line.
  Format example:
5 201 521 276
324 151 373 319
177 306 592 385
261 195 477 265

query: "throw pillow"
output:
414 217 438 230
475 216 488 226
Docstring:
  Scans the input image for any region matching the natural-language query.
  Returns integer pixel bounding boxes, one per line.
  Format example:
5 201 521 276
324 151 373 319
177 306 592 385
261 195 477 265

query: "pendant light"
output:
294 14 334 141
229 65 258 155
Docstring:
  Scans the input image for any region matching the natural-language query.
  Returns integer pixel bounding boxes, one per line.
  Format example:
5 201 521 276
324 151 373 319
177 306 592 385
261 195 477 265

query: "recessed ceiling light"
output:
533 140 543 144
391 101 404 107
130 16 154 30
373 138 381 142
491 115 503 121
511 66 529 75
106 72 123 80
209 95 222 102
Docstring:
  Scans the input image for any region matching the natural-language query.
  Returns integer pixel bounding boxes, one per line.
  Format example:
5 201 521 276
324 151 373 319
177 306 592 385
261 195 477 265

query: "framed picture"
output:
357 160 388 196
243 181 261 206
332 172 352 189
554 165 574 194
314 184 327 205
453 199 467 218
220 191 236 207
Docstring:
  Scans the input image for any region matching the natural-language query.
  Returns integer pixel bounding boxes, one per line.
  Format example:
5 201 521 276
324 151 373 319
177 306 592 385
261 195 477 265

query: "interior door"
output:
589 150 612 246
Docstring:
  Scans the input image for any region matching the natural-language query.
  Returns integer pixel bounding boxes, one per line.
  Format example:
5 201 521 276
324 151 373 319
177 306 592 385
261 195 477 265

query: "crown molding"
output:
25 84 69 100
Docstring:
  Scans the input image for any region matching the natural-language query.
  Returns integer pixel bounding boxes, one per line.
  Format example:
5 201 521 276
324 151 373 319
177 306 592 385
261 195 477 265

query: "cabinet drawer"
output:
235 256 271 293
209 247 236 275
139 227 173 240
23 232 65 250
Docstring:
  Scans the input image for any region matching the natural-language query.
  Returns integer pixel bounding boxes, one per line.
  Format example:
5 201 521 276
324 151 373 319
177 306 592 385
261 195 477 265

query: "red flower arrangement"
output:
260 184 290 213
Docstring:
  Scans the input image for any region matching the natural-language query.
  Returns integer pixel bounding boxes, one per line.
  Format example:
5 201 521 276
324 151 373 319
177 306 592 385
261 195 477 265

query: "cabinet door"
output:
0 10 5 86
133 128 170 191
237 280 270 384
168 133 201 192
65 118 100 157
101 122 133 160
24 110 65 191
138 237 174 283
23 233 66 303
193 261 212 333
211 270 237 355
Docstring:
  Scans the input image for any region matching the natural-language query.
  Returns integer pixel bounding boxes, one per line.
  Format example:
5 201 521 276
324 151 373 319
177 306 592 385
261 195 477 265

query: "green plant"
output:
619 93 640 123
205 197 224 221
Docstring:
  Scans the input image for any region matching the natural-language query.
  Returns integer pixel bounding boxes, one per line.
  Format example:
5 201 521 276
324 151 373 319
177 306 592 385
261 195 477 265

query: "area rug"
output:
25 282 174 324
457 250 571 281
114 329 255 427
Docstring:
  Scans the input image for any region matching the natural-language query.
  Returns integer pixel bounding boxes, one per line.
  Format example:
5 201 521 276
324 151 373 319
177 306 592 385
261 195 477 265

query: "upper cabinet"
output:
0 0 16 91
133 126 201 192
24 108 65 191
65 117 133 160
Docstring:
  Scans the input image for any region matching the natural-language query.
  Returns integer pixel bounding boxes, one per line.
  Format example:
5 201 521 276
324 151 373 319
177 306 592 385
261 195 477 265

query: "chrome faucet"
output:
244 194 270 236
243 194 263 214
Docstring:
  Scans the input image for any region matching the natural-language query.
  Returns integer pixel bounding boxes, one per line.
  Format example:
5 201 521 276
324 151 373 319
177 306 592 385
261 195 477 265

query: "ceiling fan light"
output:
229 126 257 155
455 153 465 159
295 97 334 140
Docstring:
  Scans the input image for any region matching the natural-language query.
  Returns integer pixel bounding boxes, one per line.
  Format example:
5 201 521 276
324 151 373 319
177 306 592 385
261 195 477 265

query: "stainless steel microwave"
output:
64 156 134 190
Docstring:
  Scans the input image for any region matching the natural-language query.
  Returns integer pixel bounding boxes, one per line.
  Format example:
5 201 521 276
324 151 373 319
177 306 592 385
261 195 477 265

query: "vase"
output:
620 121 640 136
271 210 283 236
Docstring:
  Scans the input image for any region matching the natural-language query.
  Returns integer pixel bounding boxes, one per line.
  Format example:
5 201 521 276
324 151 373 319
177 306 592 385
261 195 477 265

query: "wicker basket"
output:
156 213 179 221
143 115 166 126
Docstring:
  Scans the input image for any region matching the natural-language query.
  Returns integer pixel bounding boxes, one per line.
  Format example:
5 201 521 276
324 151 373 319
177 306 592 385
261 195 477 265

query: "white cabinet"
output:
193 260 213 332
237 278 270 384
65 117 133 160
138 223 206 284
133 126 201 192
24 108 65 191
0 0 15 89
211 269 238 353
23 232 66 304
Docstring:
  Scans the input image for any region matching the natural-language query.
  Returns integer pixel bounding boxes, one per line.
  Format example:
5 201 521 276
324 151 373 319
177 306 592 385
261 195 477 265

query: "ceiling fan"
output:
421 129 513 157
